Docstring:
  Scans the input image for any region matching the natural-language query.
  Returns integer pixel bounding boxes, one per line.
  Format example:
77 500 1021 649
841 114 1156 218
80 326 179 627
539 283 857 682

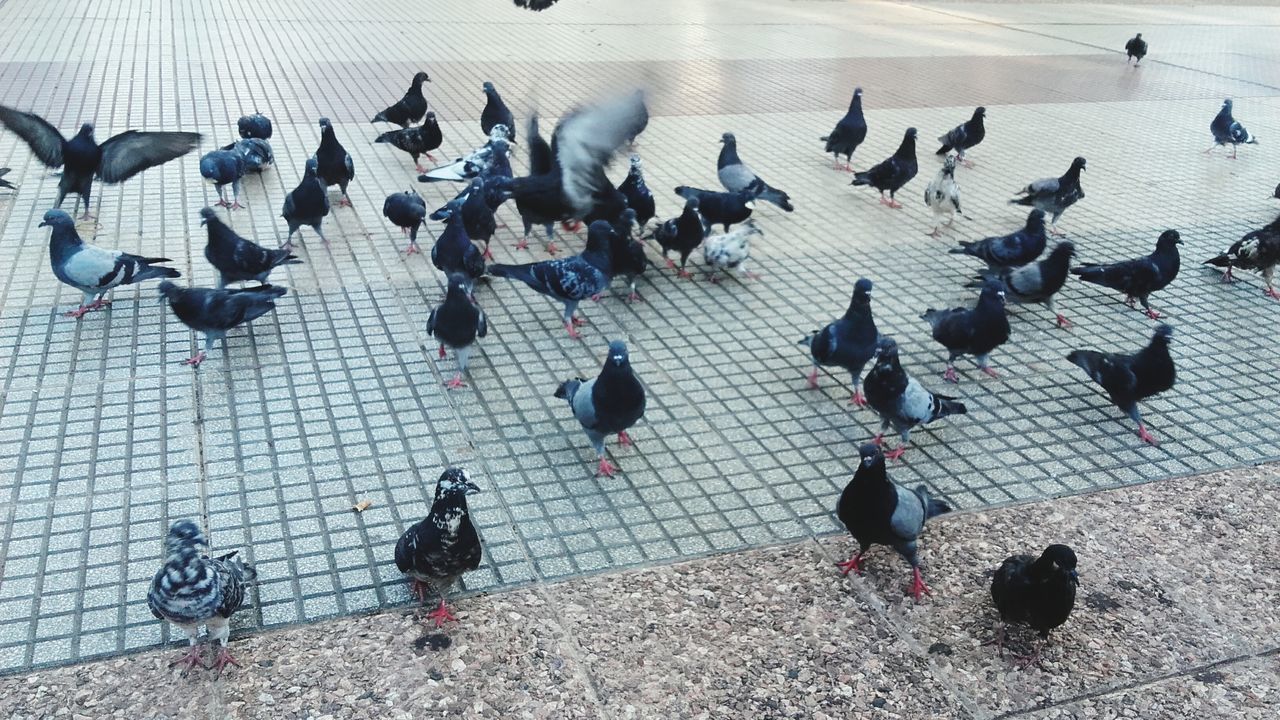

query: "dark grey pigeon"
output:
1206 99 1258 159
514 0 560 9
674 185 754 234
969 241 1075 328
394 468 482 628
430 178 501 259
1071 229 1181 319
158 282 287 368
651 196 705 277
375 112 443 172
480 81 516 142
921 278 1010 383
1125 33 1147 65
851 128 918 209
1010 157 1085 235
990 544 1079 667
220 138 273 173
489 220 615 337
431 215 486 291
949 209 1046 269
201 207 300 288
554 340 647 477
281 158 331 249
0 167 13 190
383 189 428 254
418 125 511 183
372 71 431 128
862 337 967 461
1067 324 1175 445
821 87 867 171
717 132 793 211
312 117 354 207
199 149 247 210
236 113 272 140
606 209 649 302
935 107 986 166
428 274 488 389
800 278 879 405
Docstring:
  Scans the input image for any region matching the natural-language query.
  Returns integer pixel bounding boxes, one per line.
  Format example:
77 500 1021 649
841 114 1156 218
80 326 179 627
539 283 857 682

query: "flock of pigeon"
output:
0 27 1276 675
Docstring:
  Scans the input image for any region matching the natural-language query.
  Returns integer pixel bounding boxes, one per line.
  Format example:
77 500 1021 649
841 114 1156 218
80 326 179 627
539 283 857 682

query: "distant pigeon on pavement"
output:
0 167 14 191
935 107 986 166
619 155 655 228
990 544 1079 666
702 220 763 283
418 125 511 184
489 220 615 338
1071 229 1181 319
836 443 951 600
383 189 428 254
554 340 647 477
158 282 288 367
821 87 867 171
147 520 257 672
1067 323 1175 445
481 81 516 142
281 159 331 249
376 113 443 173
431 216 486 290
673 186 754 233
0 105 200 218
863 337 967 461
851 128 918 209
924 155 963 237
1125 33 1147 65
39 209 179 318
312 118 354 207
801 278 879 405
199 149 247 210
1206 99 1258 159
651 196 705 278
514 0 560 9
395 468 482 628
220 138 273 174
1204 214 1280 299
236 113 272 140
922 278 1010 383
970 241 1075 328
1010 157 1085 236
201 207 300 288
950 209 1047 269
717 133 793 211
372 71 431 128
429 274 489 389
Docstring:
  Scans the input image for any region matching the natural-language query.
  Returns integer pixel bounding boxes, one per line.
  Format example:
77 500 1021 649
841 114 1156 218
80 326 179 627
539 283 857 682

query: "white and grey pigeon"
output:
862 337 967 461
158 282 288 368
554 340 646 477
717 132 794 211
395 467 482 628
924 155 963 237
418 124 512 183
147 520 256 672
1206 99 1258 159
38 209 179 318
702 220 763 282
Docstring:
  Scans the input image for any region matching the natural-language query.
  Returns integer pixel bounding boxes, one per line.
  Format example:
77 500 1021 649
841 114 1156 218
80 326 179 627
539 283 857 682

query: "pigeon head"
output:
853 87 863 97
78 123 95 138
973 106 986 118
1156 229 1181 250
1034 544 1079 584
483 81 496 94
412 71 431 85
434 467 481 499
683 195 700 212
304 158 319 177
318 117 332 130
162 520 207 558
605 340 630 368
156 281 182 301
941 155 957 173
37 209 75 229
199 207 219 226
980 278 1007 306
1070 156 1087 173
852 278 874 306
585 220 617 254
905 127 918 139
719 132 736 145
1151 324 1174 346
856 443 884 469
1272 182 1279 200
629 154 642 169
488 124 510 141
425 111 437 123
1222 99 1233 110
1025 209 1047 232
874 336 900 360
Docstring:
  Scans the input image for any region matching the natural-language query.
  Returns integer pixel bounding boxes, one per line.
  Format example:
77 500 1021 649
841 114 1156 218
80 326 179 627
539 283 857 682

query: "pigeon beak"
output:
465 482 481 495
37 221 48 228
1069 569 1079 584
199 217 208 226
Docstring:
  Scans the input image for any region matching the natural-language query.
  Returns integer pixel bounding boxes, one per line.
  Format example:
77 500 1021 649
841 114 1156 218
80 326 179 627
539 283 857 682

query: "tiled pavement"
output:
0 0 1278 673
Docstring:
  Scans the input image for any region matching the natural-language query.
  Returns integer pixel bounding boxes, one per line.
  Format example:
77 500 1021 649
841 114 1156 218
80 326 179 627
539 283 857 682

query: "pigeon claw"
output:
438 345 447 360
1265 287 1280 300
483 245 495 261
595 457 618 477
169 646 206 672
617 430 633 448
546 242 559 255
566 322 582 340
677 269 692 279
515 238 529 250
405 244 421 255
1143 308 1162 320
626 292 644 304
665 258 677 269
850 389 867 407
443 374 466 390
943 366 960 384
182 351 208 368
835 552 865 577
210 647 242 673
571 316 588 327
1136 424 1159 446
980 366 1000 379
806 368 820 390
1055 314 1073 329
870 433 885 446
883 446 908 462
906 567 932 601
426 600 458 628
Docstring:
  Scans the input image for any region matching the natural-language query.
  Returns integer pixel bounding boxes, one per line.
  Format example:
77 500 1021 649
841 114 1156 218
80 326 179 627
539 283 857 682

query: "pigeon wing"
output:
888 483 925 542
0 105 66 167
99 130 201 183
554 92 649 217
62 245 127 290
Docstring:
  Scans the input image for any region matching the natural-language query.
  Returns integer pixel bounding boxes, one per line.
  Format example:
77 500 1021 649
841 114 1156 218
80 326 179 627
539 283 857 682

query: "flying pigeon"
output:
488 220 615 338
0 167 15 191
800 278 879 405
312 117 355 207
554 340 646 477
836 443 951 600
39 209 179 318
1125 33 1147 65
618 155 656 228
702 220 763 283
395 468 482 628
375 113 443 173
1206 99 1258 158
371 71 431 128
280 159 331 249
1071 229 1181 319
235 113 272 140
717 132 793 211
950 209 1047 269
990 544 1079 667
147 520 257 672
480 81 516 142
863 337 967 461
821 87 867 171
199 149 247 210
431 215 486 290
514 0 561 9
922 278 1010 383
606 210 649 303
969 241 1076 328
1010 157 1085 235
418 124 511 183
651 196 705 278
924 155 963 237
220 138 273 173
0 105 200 218
673 186 754 233
158 282 288 367
851 128 918 209
428 275 488 389
935 107 986 167
1067 323 1175 445
1204 214 1280 299
384 189 428 254
201 207 300 288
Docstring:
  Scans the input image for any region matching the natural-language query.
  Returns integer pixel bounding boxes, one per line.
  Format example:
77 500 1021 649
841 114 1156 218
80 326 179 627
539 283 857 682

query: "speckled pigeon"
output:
395 468 482 628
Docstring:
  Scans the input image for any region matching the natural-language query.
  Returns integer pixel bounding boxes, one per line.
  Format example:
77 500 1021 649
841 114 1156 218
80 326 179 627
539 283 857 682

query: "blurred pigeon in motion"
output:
375 112 443 173
1204 214 1280 299
1067 323 1175 445
158 282 288 367
510 113 560 252
836 443 951 600
717 132 793 211
863 337 967 461
555 340 646 477
0 105 200 218
39 209 179 318
606 210 649 302
935 107 986 167
383 189 428 254
702 220 763 283
922 278 1010 383
1206 99 1258 159
236 113 272 140
199 149 247 210
481 81 516 142
201 207 300 288
281 159 331 249
0 167 14 191
372 71 431 128
431 216 486 291
651 196 705 278
970 241 1075 328
395 468 482 628
619 155 655 228
821 87 867 171
1071 229 1181 319
220 138 273 173
851 128 918 209
990 544 1079 667
313 117 355 207
514 0 561 9
924 155 963 237
800 278 879 405
1125 33 1147 65
147 521 256 672
489 220 615 338
418 125 512 183
1010 157 1085 235
428 275 488 389
528 113 553 176
950 209 1046 269
674 186 754 234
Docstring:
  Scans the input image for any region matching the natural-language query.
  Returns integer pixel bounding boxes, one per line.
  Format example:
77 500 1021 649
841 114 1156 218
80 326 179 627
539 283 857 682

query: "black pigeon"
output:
673 186 754 233
1125 33 1147 65
201 207 300 288
489 220 615 338
418 125 512 183
1010 157 1085 235
922 278 1010 383
432 178 501 260
1067 323 1175 445
0 105 200 218
383 189 428 254
220 138 273 173
431 216 486 291
528 113 553 176
1071 229 1181 319
280 159 331 249
606 210 649 303
372 71 431 128
970 241 1075 328
651 196 705 278
0 167 14 191
949 209 1047 269
375 113 443 173
717 132 793 211
1204 214 1280 299
510 113 560 252
1206 99 1258 159
936 107 986 166
236 113 272 140
395 468 482 628
618 154 656 228
990 544 1079 666
147 521 257 672
312 117 355 207
514 0 560 9
836 443 951 600
554 340 646 477
851 128 918 209
863 337 967 461
821 87 867 172
199 149 247 210
39 209 179 318
158 282 288 368
429 275 489 390
481 81 516 142
800 278 879 405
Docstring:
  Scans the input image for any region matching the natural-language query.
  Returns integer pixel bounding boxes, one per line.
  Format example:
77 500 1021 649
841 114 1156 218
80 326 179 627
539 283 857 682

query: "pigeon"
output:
673 186 755 233
1067 323 1175 445
235 113 272 140
280 158 331 249
418 125 512 183
220 138 273 173
862 337 967 461
432 178 501 259
375 113 444 173
0 167 14 191
924 155 963 237
480 81 516 142
0 105 200 218
922 278 1010 383
201 207 300 288
489 220 615 338
554 340 646 477
371 71 431 128
1125 33 1147 65
851 128 918 209
198 149 247 210
935 107 986 166
528 113 553 176
836 443 951 600
1071 229 1181 319
158 282 288 367
394 468 482 628
38 209 179 318
618 155 656 228
702 220 763 283
1010 157 1085 235
1203 214 1280 299
651 196 705 278
431 215 486 291
606 210 649 303
800 278 879 405
510 113 560 252
312 117 355 207
990 544 1079 666
428 275 488 389
969 241 1076 328
949 209 1047 269
147 521 257 672
821 87 867 171
1206 99 1258 159
514 0 560 10
717 132 793 211
383 189 428 254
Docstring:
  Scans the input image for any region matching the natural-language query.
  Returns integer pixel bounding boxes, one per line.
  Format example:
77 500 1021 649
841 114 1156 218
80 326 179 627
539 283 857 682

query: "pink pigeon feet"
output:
596 456 618 477
425 153 437 163
561 221 582 233
1144 308 1162 320
618 430 633 448
906 567 932 600
665 258 677 269
1014 647 1045 670
980 366 1000 379
182 351 208 368
878 196 899 208
437 345 447 360
850 389 867 407
410 578 431 604
443 374 466 389
426 600 458 629
546 242 559 255
566 322 583 340
1056 314 1073 329
627 292 644 304
943 366 960 384
870 433 885 446
1220 268 1235 283
836 552 865 576
415 164 428 173
516 238 530 250
707 273 722 284
210 647 242 673
806 368 820 390
64 298 111 318
405 244 421 255
1136 424 1159 446
1049 226 1066 237
962 159 975 169
169 645 205 671
927 227 943 238
744 271 763 281
678 269 692 279
338 197 352 208
483 245 495 261
1265 287 1280 300
883 446 907 462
